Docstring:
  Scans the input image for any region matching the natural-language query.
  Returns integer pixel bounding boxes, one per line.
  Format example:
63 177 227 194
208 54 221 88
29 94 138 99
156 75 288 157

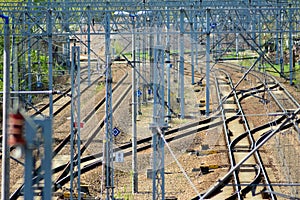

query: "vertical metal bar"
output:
235 32 239 60
47 9 54 118
275 1 280 64
166 6 171 122
179 9 185 119
152 129 157 200
152 46 165 200
87 5 91 85
137 34 141 115
251 8 256 51
12 16 19 109
1 14 10 200
27 31 32 103
70 45 76 200
159 48 165 200
104 10 114 200
280 11 284 76
142 18 147 104
258 15 262 71
24 120 35 200
194 14 199 73
152 48 158 200
149 22 154 87
131 15 138 194
76 46 82 200
42 118 52 200
205 9 211 116
190 10 195 85
289 5 294 85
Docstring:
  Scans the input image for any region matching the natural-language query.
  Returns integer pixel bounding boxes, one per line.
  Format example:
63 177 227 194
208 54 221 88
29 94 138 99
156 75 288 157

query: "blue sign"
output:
113 127 121 137
136 90 142 97
280 58 283 64
210 22 217 29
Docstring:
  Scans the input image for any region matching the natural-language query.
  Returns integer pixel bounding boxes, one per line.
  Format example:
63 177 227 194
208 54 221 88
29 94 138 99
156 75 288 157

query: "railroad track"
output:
8 59 300 199
50 61 299 200
9 64 129 199
192 62 300 200
207 68 275 200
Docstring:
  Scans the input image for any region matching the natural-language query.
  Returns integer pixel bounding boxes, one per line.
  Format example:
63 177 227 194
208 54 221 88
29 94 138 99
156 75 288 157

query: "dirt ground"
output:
1 60 300 200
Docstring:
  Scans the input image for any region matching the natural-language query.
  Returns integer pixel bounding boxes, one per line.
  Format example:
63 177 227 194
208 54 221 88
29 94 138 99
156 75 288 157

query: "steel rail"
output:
9 67 128 200
223 69 276 200
213 70 242 199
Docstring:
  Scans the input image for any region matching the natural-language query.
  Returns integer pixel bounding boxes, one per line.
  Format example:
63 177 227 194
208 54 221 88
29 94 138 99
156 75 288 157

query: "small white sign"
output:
115 151 124 163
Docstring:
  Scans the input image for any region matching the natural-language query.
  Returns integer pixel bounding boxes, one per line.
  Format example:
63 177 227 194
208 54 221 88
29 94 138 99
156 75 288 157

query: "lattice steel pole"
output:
1 14 10 200
70 45 79 200
131 15 138 194
165 6 171 122
47 8 54 119
87 5 91 85
288 4 294 85
179 8 185 118
205 8 211 116
151 45 166 200
190 9 195 85
104 10 114 200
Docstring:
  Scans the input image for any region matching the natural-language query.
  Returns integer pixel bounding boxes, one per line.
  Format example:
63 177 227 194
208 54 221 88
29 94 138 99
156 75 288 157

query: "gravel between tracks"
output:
2 61 300 199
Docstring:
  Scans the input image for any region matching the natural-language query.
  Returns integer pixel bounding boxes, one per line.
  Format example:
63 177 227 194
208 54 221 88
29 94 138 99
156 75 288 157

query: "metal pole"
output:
179 9 185 119
47 9 54 118
288 4 294 85
27 0 32 104
275 1 280 64
258 15 262 71
104 10 114 200
280 13 284 76
75 46 82 200
205 9 211 116
166 6 171 122
138 36 142 114
236 32 239 61
142 18 147 104
194 14 199 73
190 10 195 85
151 46 165 200
11 16 19 109
87 5 91 85
1 14 10 200
70 45 76 200
149 21 154 89
131 15 138 194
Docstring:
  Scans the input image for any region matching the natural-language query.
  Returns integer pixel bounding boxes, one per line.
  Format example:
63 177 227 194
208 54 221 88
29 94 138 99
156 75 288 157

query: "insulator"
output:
36 74 43 88
8 112 26 146
36 81 43 88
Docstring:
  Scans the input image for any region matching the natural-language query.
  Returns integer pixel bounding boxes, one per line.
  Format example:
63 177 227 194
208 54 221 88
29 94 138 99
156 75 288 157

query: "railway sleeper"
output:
186 149 220 156
232 147 251 152
198 164 221 175
195 103 205 107
223 108 239 113
239 165 258 172
233 145 250 149
217 81 230 85
223 100 235 104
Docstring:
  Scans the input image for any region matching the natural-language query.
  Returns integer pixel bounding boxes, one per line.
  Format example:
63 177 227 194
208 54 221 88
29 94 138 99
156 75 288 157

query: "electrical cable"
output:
156 127 202 199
